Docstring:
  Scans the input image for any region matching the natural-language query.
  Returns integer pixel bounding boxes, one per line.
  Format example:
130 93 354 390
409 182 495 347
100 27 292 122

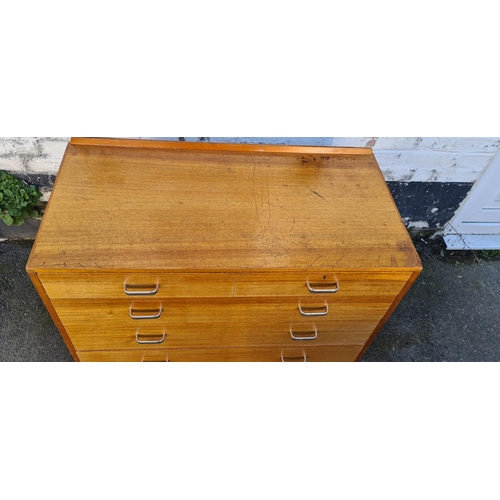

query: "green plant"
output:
0 171 42 226
478 249 500 259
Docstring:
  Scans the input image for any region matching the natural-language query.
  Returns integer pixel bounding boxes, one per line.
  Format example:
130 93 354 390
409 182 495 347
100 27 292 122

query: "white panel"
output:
444 234 500 250
444 149 500 246
462 212 500 224
374 150 493 182
461 222 500 227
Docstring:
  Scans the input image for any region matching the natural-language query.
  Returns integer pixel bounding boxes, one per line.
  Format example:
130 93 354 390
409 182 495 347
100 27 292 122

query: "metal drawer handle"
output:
136 329 166 345
290 326 318 341
306 280 339 294
298 302 328 317
129 304 163 320
124 280 159 295
281 351 307 362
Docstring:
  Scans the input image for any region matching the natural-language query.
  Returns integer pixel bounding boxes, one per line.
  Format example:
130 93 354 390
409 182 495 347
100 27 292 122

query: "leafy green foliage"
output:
0 171 42 226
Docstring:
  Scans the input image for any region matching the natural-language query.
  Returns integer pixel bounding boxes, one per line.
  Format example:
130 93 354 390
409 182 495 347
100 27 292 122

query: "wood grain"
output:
77 345 363 362
26 139 422 362
38 272 235 299
26 142 421 272
234 271 412 297
37 270 412 299
49 297 390 350
69 137 373 156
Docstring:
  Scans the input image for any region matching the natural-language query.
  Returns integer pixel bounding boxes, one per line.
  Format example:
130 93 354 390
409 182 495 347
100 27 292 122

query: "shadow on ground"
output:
0 239 73 362
361 233 500 361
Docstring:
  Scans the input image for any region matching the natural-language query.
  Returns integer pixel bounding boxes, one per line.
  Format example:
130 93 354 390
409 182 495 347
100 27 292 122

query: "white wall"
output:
0 138 68 201
331 137 500 183
0 137 69 175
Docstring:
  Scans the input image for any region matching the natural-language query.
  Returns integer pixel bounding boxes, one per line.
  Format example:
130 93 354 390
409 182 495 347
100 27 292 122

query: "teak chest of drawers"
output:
26 138 422 362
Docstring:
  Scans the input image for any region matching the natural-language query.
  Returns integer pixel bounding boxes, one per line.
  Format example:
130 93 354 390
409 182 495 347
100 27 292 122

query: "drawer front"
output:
39 271 411 299
51 298 389 351
234 272 412 297
38 272 235 299
77 345 363 362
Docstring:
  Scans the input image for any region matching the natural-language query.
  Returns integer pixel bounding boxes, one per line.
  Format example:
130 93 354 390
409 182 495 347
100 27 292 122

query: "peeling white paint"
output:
331 138 500 183
0 137 70 176
407 221 430 229
374 150 495 183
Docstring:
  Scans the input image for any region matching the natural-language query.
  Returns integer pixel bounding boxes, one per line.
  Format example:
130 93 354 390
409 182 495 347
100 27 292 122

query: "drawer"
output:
51 298 388 350
38 271 411 299
37 272 235 299
77 345 363 362
234 272 412 297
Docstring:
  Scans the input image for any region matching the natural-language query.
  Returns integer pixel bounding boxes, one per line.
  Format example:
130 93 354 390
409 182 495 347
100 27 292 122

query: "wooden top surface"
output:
27 138 421 272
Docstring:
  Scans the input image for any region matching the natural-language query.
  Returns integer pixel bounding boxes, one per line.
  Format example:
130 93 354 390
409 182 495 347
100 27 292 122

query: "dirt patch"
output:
411 231 500 264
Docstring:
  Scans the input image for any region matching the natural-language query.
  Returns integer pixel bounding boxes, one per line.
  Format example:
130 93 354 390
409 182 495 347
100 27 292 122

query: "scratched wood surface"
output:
27 140 421 272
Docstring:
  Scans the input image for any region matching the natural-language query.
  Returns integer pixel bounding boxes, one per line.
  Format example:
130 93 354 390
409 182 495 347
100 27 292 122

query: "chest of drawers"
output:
26 138 421 362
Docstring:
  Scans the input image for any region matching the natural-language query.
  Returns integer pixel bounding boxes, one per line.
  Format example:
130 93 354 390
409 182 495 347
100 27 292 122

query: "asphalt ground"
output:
1 235 499 362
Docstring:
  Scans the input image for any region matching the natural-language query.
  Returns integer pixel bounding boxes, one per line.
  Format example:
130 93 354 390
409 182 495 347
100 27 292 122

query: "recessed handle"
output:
124 280 159 295
281 351 307 362
306 279 339 294
289 326 318 341
129 304 163 320
298 302 328 317
136 329 166 344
